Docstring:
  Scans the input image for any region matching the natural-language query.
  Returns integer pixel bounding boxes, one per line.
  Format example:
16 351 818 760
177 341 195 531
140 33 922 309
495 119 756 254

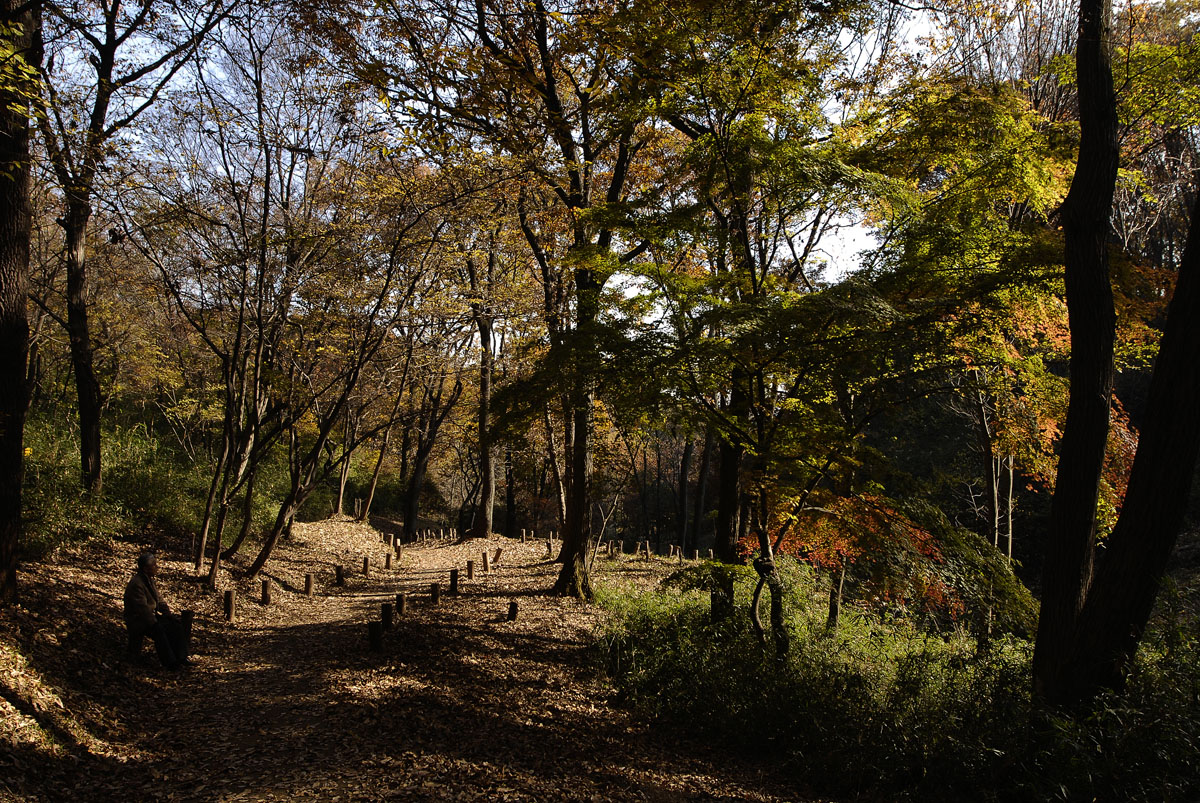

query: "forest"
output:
1 0 1199 799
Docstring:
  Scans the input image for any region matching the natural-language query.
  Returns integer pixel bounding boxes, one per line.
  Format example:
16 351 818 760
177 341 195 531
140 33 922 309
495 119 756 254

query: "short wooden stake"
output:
382 602 394 630
430 582 440 604
224 589 236 622
492 547 502 566
707 549 714 559
521 529 527 543
368 620 383 651
450 568 459 595
385 552 393 570
467 560 475 580
692 549 700 561
261 579 272 605
545 538 553 557
362 556 370 577
396 592 407 616
507 600 519 622
677 548 683 565
482 550 491 572
181 610 194 644
305 573 314 595
335 565 345 586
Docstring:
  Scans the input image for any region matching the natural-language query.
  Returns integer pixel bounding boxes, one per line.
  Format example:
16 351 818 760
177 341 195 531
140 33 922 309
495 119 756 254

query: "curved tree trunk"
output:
1032 0 1120 704
1056 191 1200 703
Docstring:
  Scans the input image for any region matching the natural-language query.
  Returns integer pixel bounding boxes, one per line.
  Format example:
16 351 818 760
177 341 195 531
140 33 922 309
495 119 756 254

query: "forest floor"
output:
0 518 806 802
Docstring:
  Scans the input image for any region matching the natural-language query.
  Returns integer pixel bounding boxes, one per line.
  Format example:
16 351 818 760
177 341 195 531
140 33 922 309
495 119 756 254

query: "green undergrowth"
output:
21 414 288 558
594 559 1200 801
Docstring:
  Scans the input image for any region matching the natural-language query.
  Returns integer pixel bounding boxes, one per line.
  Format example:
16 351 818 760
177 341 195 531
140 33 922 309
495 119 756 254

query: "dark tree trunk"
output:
712 377 747 618
689 428 713 553
0 0 38 604
553 267 599 599
1054 191 1200 704
677 437 694 548
503 447 517 538
63 200 103 493
1032 0 1120 703
470 315 495 540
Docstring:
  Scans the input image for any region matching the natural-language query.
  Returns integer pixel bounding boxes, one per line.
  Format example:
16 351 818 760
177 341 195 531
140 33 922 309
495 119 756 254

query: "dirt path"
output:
1 521 802 802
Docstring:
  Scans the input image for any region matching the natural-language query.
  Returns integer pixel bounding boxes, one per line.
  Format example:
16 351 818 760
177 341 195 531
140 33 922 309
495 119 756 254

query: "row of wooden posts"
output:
214 532 712 632
366 546 518 651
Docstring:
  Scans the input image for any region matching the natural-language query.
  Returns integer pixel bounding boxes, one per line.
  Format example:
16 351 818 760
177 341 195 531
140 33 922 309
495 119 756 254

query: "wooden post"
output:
492 548 502 566
521 528 527 543
396 592 407 617
430 582 440 604
467 560 475 580
482 550 491 573
385 552 393 570
261 579 272 605
335 565 344 586
450 568 460 595
545 538 553 557
707 549 714 559
382 602 394 630
692 549 700 561
362 556 370 577
305 573 314 595
224 589 236 622
507 600 519 621
677 547 683 565
368 620 383 651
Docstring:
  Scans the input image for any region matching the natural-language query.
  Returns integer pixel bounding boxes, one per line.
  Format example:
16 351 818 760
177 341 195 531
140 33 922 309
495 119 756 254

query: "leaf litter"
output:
1 518 809 801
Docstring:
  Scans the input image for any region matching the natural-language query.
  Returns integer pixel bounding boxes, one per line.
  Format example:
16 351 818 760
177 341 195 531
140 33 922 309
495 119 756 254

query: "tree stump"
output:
362 556 370 577
224 589 236 622
368 620 383 651
467 560 475 580
482 551 490 572
382 602 393 630
450 568 459 595
396 592 407 617
507 600 519 621
335 565 345 586
430 582 440 604
261 579 272 605
305 573 314 595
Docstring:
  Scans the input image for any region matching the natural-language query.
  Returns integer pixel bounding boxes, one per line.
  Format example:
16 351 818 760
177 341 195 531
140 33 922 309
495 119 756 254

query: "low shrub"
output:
595 558 1200 801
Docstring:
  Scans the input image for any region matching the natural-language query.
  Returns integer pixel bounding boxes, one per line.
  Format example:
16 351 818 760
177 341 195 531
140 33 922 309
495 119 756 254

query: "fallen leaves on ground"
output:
0 519 808 802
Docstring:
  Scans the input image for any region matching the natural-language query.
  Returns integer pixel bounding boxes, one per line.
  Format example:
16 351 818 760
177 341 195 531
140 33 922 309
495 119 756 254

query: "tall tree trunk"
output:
1032 0 1120 703
677 437 694 549
543 404 567 529
470 315 495 539
63 200 103 493
0 0 38 604
689 428 713 553
712 376 747 618
504 447 516 538
553 267 598 598
1056 192 1200 703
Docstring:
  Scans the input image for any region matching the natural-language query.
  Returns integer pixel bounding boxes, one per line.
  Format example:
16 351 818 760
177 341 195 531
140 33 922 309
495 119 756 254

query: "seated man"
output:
123 551 190 669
